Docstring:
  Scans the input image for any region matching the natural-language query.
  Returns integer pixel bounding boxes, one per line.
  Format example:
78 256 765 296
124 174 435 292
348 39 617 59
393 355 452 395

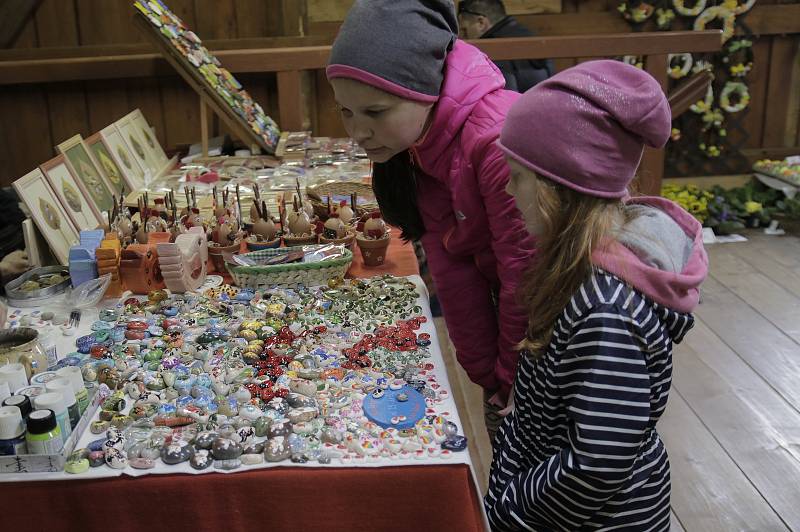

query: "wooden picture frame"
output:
13 169 80 265
85 132 127 197
40 154 103 231
56 135 116 221
127 109 169 169
115 113 160 177
99 124 146 191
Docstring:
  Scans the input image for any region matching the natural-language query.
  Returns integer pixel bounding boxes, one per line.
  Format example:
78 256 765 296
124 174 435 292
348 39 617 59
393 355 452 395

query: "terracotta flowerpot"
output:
283 234 319 247
208 242 241 273
356 234 391 267
320 230 356 250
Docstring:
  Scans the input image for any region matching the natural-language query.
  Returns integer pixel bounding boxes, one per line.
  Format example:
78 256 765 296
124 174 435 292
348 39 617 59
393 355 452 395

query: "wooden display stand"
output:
133 13 266 158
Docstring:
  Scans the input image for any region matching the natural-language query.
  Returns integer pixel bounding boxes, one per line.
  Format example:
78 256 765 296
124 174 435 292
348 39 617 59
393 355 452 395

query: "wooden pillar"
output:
639 53 669 196
277 70 305 131
200 97 209 157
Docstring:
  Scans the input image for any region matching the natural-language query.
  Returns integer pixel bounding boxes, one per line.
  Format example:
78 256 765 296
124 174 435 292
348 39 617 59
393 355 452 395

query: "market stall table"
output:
0 244 485 531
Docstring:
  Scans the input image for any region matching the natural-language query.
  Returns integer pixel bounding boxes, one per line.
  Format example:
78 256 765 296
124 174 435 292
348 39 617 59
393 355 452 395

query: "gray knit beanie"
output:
326 0 458 102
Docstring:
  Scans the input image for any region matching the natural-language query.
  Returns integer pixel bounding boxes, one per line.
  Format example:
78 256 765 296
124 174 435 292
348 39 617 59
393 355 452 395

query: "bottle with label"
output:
0 405 27 455
26 409 62 454
55 366 88 416
32 392 71 443
45 378 80 429
2 395 32 419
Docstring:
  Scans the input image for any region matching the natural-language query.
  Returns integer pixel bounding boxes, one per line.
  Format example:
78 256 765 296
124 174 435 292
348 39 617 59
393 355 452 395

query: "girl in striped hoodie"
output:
485 60 708 530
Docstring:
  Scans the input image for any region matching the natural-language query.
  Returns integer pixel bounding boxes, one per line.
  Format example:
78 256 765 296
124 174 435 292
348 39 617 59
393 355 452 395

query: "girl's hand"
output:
488 384 515 416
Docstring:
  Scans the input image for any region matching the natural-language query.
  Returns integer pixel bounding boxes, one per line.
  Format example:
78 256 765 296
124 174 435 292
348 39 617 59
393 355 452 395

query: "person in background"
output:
457 0 553 92
0 188 29 290
484 60 708 530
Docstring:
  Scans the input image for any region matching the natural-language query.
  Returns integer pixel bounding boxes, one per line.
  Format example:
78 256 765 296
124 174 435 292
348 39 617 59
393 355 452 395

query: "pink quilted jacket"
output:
411 40 537 399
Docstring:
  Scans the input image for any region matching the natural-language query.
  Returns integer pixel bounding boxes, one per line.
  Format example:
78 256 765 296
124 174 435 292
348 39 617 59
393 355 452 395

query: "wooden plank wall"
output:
0 0 293 185
1 0 799 186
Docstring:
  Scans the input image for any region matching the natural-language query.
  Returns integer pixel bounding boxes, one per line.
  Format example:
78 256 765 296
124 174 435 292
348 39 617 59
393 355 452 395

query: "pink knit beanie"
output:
497 60 671 198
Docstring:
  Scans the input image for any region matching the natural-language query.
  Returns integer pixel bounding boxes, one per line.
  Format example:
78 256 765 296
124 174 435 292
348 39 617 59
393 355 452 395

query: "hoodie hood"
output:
592 195 708 314
411 39 507 180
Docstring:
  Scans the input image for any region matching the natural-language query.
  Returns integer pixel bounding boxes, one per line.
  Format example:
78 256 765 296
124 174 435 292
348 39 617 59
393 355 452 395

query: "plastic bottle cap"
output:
2 394 32 418
27 409 57 434
0 405 25 439
55 366 85 394
45 378 76 407
33 392 66 416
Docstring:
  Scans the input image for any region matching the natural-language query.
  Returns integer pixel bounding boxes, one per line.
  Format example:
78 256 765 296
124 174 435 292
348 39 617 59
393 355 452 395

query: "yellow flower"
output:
744 201 762 214
722 0 738 10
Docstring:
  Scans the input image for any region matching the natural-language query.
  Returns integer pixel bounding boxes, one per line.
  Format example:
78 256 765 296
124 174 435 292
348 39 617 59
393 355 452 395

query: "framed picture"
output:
40 154 103 231
127 109 169 169
56 135 116 221
115 113 160 177
99 124 146 191
13 169 80 265
85 132 127 197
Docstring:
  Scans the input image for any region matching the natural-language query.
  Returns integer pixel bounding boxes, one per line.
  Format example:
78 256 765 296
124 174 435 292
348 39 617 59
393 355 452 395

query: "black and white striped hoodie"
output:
485 197 708 531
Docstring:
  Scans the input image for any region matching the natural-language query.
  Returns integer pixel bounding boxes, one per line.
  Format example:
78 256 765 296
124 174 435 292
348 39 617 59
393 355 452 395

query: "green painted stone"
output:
64 457 90 474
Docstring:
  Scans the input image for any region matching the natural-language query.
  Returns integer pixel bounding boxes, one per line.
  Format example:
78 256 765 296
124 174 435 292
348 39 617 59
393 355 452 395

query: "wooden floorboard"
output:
659 392 789 531
694 274 800 412
674 323 800 529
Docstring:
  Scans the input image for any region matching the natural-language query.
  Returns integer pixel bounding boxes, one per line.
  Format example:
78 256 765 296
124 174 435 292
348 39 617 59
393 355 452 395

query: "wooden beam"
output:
669 70 714 119
0 0 41 48
638 54 669 195
308 4 800 38
470 31 722 60
277 70 304 131
0 31 721 85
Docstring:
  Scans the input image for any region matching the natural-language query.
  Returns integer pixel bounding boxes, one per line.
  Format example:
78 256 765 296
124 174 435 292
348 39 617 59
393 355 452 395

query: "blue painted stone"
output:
110 327 126 342
441 435 468 452
148 326 164 337
76 335 95 354
162 307 179 317
235 290 254 302
87 438 107 452
362 385 426 430
416 338 432 347
91 321 114 332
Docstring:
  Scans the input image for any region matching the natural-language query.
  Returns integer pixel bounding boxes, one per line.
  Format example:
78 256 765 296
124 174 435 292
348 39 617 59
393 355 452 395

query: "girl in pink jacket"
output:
326 0 536 438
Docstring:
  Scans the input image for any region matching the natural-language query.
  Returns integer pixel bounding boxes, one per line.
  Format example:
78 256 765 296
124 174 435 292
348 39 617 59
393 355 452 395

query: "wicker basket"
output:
226 246 353 289
306 181 377 220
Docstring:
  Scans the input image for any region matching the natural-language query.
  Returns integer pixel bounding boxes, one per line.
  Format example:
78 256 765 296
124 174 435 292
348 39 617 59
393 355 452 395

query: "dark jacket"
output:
482 16 552 93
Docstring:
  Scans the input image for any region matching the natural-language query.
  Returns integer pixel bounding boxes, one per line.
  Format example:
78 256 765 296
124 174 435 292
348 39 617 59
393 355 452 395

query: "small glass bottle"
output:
32 392 71 443
26 409 62 454
3 394 32 419
0 405 27 455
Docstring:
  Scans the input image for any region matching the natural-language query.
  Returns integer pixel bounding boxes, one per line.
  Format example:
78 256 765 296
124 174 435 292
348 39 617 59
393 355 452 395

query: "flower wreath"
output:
617 1 656 24
690 85 714 114
656 8 676 30
723 37 753 77
722 0 755 16
720 81 750 113
672 0 706 17
699 125 727 158
694 5 736 43
668 53 694 79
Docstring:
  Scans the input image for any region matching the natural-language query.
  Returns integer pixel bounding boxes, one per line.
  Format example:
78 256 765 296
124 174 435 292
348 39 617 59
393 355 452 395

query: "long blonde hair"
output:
518 176 624 353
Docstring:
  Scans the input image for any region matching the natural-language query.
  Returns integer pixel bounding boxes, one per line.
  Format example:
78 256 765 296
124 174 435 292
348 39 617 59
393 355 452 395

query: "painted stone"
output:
240 453 263 465
129 457 155 469
264 437 290 462
441 435 468 452
161 441 192 464
211 438 243 460
105 447 128 469
88 451 105 467
288 407 318 424
190 449 213 470
267 420 291 439
194 431 218 450
243 442 265 455
253 416 272 437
